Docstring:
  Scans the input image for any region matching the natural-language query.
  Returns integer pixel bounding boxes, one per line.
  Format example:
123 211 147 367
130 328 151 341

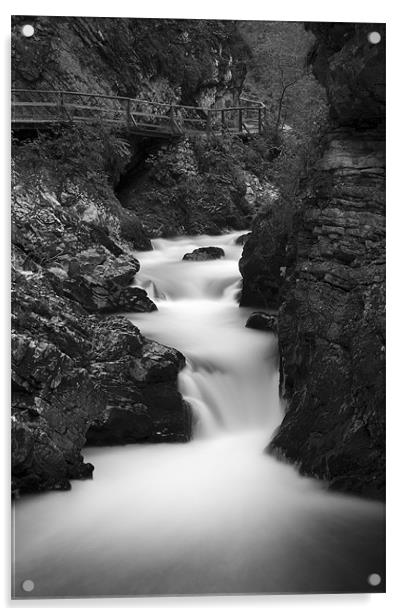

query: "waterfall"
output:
12 231 385 598
132 231 281 438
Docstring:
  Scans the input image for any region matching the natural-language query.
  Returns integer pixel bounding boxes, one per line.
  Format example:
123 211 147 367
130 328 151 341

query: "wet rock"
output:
11 187 189 494
86 316 190 446
59 274 157 313
239 207 289 310
246 312 278 334
118 208 153 251
235 233 251 245
11 341 104 494
182 246 225 261
47 251 157 314
85 405 153 445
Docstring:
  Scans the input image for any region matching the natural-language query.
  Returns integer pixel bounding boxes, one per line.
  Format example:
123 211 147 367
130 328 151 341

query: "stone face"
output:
11 186 191 495
239 206 289 309
235 232 251 245
58 273 157 314
306 23 385 127
86 317 190 445
12 16 253 241
245 312 278 334
241 24 385 499
182 246 225 261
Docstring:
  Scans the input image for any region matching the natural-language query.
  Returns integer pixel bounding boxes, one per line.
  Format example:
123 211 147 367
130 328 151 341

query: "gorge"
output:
13 232 385 596
11 17 385 597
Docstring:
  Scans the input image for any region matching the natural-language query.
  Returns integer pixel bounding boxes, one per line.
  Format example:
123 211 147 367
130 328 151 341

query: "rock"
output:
88 225 124 257
48 252 157 314
11 187 189 495
182 246 225 261
59 275 157 313
86 316 190 446
11 333 104 493
118 208 153 251
235 233 251 245
264 24 385 499
246 312 278 334
239 206 290 309
85 405 153 445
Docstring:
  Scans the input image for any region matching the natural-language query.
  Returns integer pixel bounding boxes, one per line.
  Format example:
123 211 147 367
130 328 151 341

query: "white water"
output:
13 231 385 597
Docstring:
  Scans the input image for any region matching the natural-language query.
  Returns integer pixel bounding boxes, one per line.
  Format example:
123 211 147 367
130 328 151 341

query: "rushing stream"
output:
13 231 385 597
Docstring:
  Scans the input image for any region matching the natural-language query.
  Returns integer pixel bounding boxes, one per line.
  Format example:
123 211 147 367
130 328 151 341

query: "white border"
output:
2 1 400 614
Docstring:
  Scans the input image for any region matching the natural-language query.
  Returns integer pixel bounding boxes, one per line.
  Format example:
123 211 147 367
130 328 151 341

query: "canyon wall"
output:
242 23 386 498
12 16 258 238
11 16 249 493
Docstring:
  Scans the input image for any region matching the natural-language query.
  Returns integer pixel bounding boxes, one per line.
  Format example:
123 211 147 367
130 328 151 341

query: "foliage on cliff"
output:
14 124 131 199
118 133 276 237
239 22 327 143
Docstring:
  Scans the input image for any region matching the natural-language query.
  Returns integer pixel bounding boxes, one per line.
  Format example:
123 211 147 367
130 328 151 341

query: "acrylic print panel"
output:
11 15 385 598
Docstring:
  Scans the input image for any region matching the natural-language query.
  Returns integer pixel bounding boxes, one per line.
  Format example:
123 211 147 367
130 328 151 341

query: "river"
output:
12 231 385 597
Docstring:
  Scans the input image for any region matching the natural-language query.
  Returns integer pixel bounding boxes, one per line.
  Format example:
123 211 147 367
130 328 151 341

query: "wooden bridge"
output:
11 89 266 139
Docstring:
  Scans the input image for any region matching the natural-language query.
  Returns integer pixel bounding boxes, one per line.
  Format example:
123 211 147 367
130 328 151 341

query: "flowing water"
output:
12 231 385 598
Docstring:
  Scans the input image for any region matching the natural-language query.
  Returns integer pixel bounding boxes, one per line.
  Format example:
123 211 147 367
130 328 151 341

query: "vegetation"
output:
12 124 131 201
12 20 329 242
237 21 329 234
239 21 327 141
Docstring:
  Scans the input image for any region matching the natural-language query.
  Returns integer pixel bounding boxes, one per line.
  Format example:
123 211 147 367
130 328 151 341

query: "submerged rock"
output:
245 312 278 334
182 246 225 261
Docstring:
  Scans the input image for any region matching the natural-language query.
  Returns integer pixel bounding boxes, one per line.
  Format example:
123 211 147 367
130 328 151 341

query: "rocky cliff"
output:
11 16 251 493
241 24 385 498
12 16 258 238
11 178 191 494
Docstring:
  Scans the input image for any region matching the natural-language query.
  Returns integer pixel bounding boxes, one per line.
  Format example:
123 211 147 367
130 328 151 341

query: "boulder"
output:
50 254 157 313
182 246 225 261
85 404 153 445
245 312 278 334
86 316 190 446
235 233 251 245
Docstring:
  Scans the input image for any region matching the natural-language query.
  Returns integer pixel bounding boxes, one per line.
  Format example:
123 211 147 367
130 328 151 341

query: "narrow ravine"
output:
13 231 385 597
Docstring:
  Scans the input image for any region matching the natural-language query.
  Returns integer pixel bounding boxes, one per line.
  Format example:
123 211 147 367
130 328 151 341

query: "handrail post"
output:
126 99 131 127
206 109 212 138
169 106 176 133
221 109 225 133
258 106 262 134
238 108 243 133
59 91 64 120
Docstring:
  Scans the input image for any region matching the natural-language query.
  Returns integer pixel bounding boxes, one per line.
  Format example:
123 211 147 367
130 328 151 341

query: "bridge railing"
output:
11 89 266 136
12 89 128 126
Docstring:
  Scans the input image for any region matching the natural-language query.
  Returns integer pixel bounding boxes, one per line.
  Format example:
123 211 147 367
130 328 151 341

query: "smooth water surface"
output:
13 231 385 597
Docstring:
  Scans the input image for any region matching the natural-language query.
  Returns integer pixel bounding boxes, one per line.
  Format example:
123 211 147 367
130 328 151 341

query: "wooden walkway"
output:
11 89 266 139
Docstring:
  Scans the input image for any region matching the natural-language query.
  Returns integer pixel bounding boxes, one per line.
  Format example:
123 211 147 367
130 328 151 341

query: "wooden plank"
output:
12 102 59 107
63 104 121 113
130 111 172 120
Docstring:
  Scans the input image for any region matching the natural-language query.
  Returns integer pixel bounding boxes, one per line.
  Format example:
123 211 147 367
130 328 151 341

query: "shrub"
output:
12 123 131 201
